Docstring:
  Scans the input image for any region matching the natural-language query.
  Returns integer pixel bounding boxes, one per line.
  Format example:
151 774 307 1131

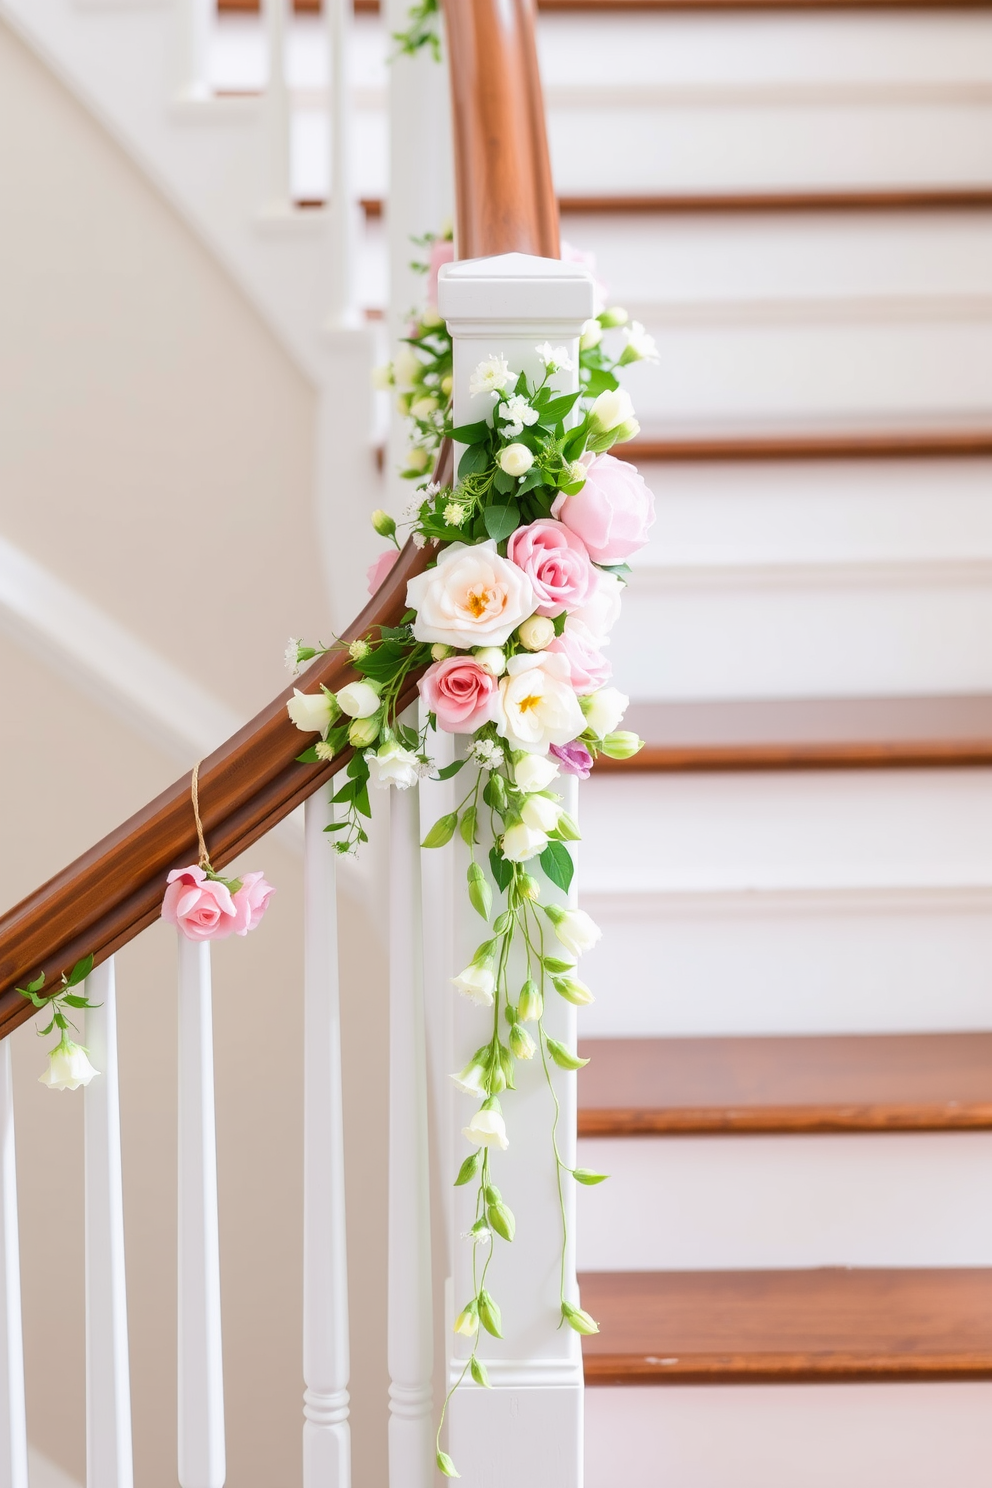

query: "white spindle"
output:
84 960 134 1488
175 0 211 103
261 0 292 214
303 792 351 1488
387 779 434 1488
0 1044 27 1488
324 0 360 329
177 938 225 1488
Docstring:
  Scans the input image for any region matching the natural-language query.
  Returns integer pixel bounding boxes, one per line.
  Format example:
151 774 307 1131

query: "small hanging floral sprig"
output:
18 954 100 1091
391 0 442 63
161 761 275 941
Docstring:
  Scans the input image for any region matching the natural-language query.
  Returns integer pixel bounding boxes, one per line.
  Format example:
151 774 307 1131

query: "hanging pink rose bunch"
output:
163 865 275 942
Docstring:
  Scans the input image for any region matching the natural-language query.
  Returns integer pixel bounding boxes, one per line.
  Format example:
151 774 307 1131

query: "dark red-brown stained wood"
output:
578 1033 992 1134
355 190 992 220
580 1268 992 1383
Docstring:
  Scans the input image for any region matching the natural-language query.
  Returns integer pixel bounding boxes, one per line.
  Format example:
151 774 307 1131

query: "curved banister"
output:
0 0 560 1034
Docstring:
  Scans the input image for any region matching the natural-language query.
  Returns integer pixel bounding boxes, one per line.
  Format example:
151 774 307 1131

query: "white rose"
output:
497 652 586 755
518 615 555 651
569 570 623 646
393 343 423 392
583 686 629 738
452 964 496 1007
474 646 507 676
521 794 561 834
367 741 420 791
287 687 337 738
39 1040 98 1092
498 443 534 478
462 1108 509 1150
514 754 559 793
588 387 635 436
336 680 381 719
469 355 514 398
501 822 548 862
549 907 602 957
406 540 537 650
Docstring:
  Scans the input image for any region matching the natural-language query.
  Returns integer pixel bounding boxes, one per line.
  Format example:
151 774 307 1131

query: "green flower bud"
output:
347 713 381 749
517 980 543 1022
598 306 629 328
371 508 396 538
562 1301 600 1335
601 731 644 761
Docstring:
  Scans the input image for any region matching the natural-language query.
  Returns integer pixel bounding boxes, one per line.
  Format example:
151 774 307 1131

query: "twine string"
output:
191 760 211 870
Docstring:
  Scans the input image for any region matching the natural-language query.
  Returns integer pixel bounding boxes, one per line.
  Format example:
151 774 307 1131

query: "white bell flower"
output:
39 1040 98 1092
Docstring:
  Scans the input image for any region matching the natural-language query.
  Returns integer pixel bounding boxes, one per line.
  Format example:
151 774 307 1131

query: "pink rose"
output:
232 871 275 934
551 453 655 565
549 621 612 695
427 239 455 308
163 865 241 942
506 519 596 618
367 548 399 595
420 656 501 734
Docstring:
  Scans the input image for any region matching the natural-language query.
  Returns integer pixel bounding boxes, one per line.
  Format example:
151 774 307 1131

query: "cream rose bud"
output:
287 687 337 737
474 646 507 676
431 643 453 662
348 715 381 749
521 794 561 834
367 740 420 790
498 443 535 478
452 963 496 1007
337 680 381 719
513 753 559 793
462 1107 509 1150
582 685 629 738
518 615 556 651
406 539 537 650
580 317 604 350
588 387 635 436
501 822 548 863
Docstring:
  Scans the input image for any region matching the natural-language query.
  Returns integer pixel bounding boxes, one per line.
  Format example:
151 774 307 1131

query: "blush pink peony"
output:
551 453 655 565
163 865 275 941
367 548 399 595
548 620 612 694
420 655 501 734
506 519 597 618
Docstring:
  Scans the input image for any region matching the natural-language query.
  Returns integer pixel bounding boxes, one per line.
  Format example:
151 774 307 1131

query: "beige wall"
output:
0 19 388 1486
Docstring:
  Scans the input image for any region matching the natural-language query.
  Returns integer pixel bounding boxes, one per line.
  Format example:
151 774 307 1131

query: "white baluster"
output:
84 960 134 1488
387 777 434 1488
175 0 211 103
177 938 225 1488
0 1044 27 1488
303 791 351 1488
261 0 292 215
324 0 360 330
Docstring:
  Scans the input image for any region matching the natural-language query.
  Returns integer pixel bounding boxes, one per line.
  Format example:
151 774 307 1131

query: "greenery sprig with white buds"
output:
17 954 100 1091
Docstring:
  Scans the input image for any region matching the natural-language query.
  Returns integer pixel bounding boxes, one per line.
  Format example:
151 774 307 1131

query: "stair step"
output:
359 191 992 218
627 429 992 461
579 1267 992 1383
605 695 992 773
578 1033 992 1133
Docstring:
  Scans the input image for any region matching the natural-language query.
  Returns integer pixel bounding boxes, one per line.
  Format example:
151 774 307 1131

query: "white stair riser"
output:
575 890 992 1036
576 1133 992 1270
585 1383 992 1488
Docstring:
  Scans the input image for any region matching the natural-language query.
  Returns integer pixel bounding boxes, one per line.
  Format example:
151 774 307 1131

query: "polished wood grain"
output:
357 190 992 221
627 429 992 462
578 1034 992 1133
579 1268 992 1383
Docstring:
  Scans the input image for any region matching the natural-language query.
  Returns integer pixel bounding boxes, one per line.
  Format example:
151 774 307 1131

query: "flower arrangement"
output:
289 245 657 1476
18 954 100 1091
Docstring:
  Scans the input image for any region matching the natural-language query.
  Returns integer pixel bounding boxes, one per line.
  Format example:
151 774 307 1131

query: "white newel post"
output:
435 254 594 1486
387 764 434 1488
84 959 134 1488
177 938 225 1488
261 0 292 215
303 791 351 1488
0 1043 27 1488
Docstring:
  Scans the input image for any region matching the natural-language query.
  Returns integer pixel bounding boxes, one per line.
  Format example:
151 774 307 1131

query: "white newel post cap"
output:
438 253 595 426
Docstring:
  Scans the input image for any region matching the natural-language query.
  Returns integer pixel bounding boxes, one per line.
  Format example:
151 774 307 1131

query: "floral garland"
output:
288 244 657 1477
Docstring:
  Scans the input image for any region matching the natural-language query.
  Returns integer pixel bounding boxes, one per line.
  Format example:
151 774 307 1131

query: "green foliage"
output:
422 812 458 848
539 841 574 893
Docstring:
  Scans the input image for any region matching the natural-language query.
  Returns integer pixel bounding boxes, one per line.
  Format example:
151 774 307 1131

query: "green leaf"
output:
488 847 513 893
434 758 466 781
437 1450 461 1479
552 612 567 637
458 444 490 478
17 973 46 997
295 746 320 764
454 1151 481 1186
323 821 349 832
584 366 620 396
65 954 93 988
469 1356 491 1389
573 1168 609 1185
483 504 519 543
331 779 356 806
539 841 574 894
542 955 574 975
460 807 478 846
541 391 581 424
597 562 632 580
422 812 458 848
354 783 372 819
492 468 515 496
61 995 94 1009
449 420 490 445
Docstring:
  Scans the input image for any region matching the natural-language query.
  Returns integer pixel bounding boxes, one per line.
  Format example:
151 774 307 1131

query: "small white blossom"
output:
461 1226 492 1247
423 480 442 499
284 638 302 676
469 354 514 399
349 639 370 662
619 320 659 365
469 739 506 770
444 502 467 527
536 342 574 373
412 532 427 549
314 741 336 762
403 495 425 518
499 395 539 439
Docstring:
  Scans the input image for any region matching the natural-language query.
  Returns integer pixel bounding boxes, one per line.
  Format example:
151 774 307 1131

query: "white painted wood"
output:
174 0 211 102
84 959 134 1488
302 790 351 1488
323 0 360 329
577 1131 992 1270
0 1044 28 1488
585 1383 992 1488
177 937 225 1488
386 778 433 1488
260 0 291 214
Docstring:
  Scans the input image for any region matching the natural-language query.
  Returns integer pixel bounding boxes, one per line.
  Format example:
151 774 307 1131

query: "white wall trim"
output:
580 884 992 918
630 556 992 593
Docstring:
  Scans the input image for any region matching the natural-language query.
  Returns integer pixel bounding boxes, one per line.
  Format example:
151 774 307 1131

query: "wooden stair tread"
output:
355 192 992 219
579 1268 992 1382
626 430 992 462
578 1034 992 1133
600 695 992 774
